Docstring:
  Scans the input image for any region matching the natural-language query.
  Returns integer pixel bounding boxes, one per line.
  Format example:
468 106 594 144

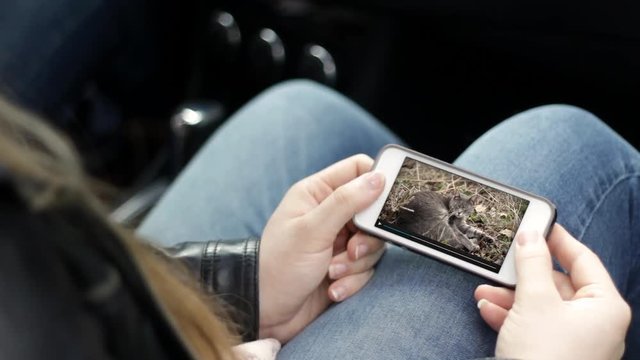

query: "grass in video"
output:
379 158 529 265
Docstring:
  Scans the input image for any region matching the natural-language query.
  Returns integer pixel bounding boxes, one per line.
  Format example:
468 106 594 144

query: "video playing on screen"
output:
375 157 530 272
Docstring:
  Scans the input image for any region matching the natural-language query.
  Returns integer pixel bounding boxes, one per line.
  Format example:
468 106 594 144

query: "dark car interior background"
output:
50 0 640 225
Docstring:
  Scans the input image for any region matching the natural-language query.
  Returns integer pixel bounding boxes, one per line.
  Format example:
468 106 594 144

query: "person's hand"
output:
259 154 387 342
475 224 631 359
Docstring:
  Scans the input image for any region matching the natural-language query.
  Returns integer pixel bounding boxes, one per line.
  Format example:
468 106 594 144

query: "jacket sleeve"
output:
160 238 260 342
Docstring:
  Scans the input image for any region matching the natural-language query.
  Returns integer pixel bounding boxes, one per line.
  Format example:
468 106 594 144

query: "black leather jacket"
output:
0 176 259 359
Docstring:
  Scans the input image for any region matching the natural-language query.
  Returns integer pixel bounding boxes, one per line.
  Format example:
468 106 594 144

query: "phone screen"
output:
375 156 530 273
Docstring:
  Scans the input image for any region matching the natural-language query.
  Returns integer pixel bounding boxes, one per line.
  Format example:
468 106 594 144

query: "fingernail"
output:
516 230 539 246
364 172 383 190
355 244 369 260
329 263 347 279
477 298 489 309
331 286 345 301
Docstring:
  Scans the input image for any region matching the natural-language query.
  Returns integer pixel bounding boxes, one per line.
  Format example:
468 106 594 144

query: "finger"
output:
514 230 560 303
346 220 358 234
314 154 374 192
552 270 576 300
328 269 375 302
478 271 574 302
474 284 515 310
332 227 350 255
329 246 386 280
307 171 385 239
476 299 509 332
547 224 617 293
346 231 386 261
474 274 573 307
301 154 375 206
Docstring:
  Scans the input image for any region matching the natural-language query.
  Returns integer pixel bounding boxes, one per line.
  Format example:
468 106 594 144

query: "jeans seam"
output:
578 172 640 272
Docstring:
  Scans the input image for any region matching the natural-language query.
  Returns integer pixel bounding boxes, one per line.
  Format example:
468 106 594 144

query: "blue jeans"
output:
139 80 640 359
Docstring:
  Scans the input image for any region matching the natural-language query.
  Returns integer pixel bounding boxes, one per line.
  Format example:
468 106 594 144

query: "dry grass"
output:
380 158 528 264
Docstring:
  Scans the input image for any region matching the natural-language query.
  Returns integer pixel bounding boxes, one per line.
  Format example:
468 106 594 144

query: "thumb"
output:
308 171 385 240
514 231 559 304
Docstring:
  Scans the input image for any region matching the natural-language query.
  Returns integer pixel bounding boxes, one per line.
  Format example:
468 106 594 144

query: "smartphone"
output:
354 144 556 287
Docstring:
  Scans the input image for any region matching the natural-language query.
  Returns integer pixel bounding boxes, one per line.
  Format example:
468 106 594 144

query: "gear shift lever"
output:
170 100 226 174
109 101 225 227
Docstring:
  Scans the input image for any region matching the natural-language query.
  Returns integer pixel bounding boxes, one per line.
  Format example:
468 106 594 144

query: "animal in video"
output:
394 190 496 252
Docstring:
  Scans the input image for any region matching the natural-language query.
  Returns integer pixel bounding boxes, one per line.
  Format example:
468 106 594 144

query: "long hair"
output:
0 96 240 359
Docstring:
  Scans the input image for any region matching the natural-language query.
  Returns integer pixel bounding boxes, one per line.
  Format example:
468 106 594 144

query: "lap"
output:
280 104 640 358
455 104 640 291
140 80 640 358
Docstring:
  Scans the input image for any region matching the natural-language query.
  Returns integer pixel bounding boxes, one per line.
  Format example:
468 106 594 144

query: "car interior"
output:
41 0 640 227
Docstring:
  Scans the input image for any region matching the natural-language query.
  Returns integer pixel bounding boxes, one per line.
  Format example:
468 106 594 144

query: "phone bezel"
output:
354 144 557 287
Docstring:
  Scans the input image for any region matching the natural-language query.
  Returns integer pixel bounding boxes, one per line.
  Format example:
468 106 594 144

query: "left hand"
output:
259 154 387 343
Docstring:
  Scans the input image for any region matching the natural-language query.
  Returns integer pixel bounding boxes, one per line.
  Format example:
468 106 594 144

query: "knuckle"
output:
352 153 374 170
353 153 373 163
331 186 354 209
290 178 308 195
363 254 383 271
618 300 632 325
369 240 386 255
292 216 313 236
300 177 331 202
517 249 549 263
375 246 388 259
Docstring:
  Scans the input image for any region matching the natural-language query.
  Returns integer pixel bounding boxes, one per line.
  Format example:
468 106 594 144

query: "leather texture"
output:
0 171 260 358
162 238 260 342
0 175 196 359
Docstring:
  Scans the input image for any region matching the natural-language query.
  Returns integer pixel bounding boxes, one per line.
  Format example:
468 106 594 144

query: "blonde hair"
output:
0 96 241 359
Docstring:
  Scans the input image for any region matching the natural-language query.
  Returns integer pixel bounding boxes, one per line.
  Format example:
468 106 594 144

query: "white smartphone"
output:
354 144 556 287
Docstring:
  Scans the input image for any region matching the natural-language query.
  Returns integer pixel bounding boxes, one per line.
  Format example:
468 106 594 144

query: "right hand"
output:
475 224 631 359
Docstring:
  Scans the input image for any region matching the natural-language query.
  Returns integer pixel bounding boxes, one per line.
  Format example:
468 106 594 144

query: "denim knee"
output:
254 79 369 123
507 104 603 137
